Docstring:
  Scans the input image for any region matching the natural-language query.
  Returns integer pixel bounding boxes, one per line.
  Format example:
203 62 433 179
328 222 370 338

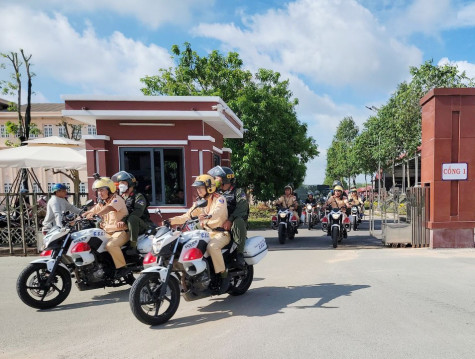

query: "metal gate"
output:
0 192 89 256
379 186 430 247
406 186 430 247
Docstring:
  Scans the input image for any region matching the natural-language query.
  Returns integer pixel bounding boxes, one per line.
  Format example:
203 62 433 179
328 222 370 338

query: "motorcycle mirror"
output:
84 199 94 208
195 199 208 208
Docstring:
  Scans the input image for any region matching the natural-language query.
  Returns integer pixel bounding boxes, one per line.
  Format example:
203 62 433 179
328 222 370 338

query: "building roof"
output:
0 103 64 113
19 103 64 112
62 95 244 139
0 101 65 119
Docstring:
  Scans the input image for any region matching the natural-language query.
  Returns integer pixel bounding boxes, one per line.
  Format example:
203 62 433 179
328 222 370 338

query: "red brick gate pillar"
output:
420 88 475 248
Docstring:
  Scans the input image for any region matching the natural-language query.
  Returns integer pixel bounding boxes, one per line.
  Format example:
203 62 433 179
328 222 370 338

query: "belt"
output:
106 229 129 235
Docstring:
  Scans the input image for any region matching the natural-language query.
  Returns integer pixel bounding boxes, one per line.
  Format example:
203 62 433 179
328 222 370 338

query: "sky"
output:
2 0 475 185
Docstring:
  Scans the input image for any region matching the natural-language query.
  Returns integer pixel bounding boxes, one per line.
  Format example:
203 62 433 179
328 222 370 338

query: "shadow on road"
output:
154 282 370 329
253 219 384 251
38 288 130 312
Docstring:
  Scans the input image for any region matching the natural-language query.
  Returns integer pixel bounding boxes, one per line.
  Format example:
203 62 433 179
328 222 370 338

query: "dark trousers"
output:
231 217 247 253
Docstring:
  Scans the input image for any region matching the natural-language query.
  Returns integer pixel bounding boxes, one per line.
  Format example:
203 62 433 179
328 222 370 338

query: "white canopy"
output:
0 145 86 169
24 136 83 146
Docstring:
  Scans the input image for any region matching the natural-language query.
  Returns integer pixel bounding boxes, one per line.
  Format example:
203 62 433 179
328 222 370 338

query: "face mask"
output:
118 184 128 194
214 178 222 189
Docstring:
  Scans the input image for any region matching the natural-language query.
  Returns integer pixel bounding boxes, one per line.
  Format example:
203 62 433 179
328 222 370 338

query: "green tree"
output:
140 43 319 200
324 117 359 187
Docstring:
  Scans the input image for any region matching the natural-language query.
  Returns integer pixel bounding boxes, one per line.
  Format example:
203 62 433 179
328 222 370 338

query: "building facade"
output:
62 95 244 220
0 99 91 195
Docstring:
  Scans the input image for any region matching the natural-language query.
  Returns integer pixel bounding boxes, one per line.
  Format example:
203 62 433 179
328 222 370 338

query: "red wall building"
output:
420 88 475 247
62 95 244 221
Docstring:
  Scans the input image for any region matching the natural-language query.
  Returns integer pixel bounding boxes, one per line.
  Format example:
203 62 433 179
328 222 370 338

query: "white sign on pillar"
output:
441 163 468 180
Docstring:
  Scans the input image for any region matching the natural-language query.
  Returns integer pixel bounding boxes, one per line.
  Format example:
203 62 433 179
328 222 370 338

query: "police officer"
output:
167 174 231 294
208 165 249 267
83 176 129 278
112 171 152 248
274 185 299 217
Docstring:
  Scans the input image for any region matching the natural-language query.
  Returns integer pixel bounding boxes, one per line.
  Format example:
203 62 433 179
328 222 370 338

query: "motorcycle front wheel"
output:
228 265 254 296
278 225 286 244
331 226 339 248
129 273 180 326
17 263 72 309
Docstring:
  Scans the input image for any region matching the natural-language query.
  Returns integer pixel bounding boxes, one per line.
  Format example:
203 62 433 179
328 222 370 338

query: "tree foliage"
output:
1 50 35 143
324 117 359 186
347 60 475 186
140 43 319 200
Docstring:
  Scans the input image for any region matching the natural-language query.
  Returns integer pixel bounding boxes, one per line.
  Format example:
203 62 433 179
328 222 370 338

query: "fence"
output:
380 186 429 247
406 186 430 247
0 192 90 255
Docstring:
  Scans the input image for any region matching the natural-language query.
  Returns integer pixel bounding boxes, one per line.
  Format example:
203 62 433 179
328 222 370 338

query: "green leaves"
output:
347 59 474 183
140 43 319 200
325 117 359 185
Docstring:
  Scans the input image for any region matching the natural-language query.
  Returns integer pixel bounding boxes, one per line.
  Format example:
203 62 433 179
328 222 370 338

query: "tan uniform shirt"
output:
170 193 228 230
326 195 348 209
349 195 362 206
89 194 128 233
275 195 297 209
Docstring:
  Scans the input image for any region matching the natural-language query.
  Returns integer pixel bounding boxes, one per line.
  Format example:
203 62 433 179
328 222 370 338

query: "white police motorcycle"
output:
129 199 268 326
16 204 154 309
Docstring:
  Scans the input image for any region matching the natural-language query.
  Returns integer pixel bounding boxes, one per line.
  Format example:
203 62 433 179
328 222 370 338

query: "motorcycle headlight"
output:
279 213 286 218
306 204 312 210
152 238 164 255
331 213 341 220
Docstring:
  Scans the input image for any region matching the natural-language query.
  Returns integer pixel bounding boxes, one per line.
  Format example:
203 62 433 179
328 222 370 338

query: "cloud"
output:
385 0 475 36
193 0 422 94
0 5 173 96
438 57 475 80
3 0 216 29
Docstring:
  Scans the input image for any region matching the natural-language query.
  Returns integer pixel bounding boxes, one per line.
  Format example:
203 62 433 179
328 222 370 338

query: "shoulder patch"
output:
113 199 118 203
240 192 246 198
218 198 225 204
136 200 145 206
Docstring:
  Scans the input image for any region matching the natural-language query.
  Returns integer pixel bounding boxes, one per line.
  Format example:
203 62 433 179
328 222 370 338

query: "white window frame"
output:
44 125 53 137
87 125 97 135
0 125 8 138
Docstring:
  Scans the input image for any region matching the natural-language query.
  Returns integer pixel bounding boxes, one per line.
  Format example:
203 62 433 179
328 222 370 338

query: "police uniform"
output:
221 186 249 253
170 193 230 274
88 194 129 268
275 194 298 218
122 192 151 246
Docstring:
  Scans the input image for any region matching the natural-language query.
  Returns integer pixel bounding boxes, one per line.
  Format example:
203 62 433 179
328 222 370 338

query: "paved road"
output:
1 223 475 359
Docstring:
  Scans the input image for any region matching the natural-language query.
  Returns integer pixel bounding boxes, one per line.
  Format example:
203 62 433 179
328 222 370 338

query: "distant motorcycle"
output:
271 207 299 244
321 207 351 248
305 203 320 230
349 205 361 231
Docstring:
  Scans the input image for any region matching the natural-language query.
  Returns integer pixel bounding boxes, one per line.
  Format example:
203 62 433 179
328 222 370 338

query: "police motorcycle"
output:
320 206 351 248
129 199 268 326
349 203 361 231
16 201 155 310
271 205 299 244
305 202 321 230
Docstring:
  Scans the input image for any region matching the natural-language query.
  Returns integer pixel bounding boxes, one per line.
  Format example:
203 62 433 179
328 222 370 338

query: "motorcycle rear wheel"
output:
228 265 254 296
17 263 72 309
129 273 180 326
331 226 339 248
278 225 286 244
